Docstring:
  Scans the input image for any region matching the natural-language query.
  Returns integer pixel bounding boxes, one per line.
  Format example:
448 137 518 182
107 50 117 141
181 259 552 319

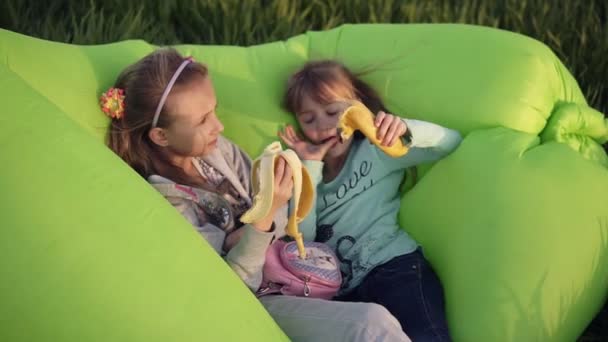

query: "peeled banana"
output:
240 142 314 258
338 100 409 157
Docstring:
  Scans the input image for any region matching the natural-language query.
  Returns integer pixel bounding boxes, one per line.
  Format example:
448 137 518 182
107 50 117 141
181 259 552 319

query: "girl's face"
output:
296 92 354 159
162 75 224 157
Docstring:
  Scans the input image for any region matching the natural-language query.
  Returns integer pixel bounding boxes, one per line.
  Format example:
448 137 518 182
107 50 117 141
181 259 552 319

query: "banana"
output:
338 100 409 157
240 141 314 258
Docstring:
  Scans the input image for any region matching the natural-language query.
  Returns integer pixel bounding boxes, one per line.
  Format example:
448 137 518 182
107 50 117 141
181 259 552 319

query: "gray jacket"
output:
148 136 287 291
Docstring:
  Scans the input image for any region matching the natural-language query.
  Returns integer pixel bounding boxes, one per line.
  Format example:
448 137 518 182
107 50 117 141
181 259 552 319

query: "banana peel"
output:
338 100 409 157
240 142 314 258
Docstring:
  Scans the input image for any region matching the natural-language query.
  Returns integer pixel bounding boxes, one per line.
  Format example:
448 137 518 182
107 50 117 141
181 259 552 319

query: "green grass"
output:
1 1 607 339
1 0 607 116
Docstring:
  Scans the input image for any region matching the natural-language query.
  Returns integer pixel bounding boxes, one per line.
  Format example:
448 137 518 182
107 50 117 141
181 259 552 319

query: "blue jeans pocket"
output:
370 251 424 282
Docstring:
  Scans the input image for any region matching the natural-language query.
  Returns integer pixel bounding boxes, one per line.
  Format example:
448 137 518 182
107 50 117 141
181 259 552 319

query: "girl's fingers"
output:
286 125 298 141
281 129 299 147
280 162 293 186
283 125 293 140
389 130 401 147
319 136 338 154
278 130 293 147
375 111 386 127
390 122 408 146
274 158 286 186
384 120 401 146
377 114 394 142
285 177 294 195
293 131 303 143
400 123 408 136
277 158 294 198
396 124 408 145
277 129 291 140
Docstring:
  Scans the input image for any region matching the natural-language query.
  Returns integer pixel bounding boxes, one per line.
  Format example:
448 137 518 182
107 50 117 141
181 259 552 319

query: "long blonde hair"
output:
106 48 211 187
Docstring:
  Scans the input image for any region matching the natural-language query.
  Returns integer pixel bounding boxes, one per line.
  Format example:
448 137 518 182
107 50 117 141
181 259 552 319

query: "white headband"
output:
151 57 193 128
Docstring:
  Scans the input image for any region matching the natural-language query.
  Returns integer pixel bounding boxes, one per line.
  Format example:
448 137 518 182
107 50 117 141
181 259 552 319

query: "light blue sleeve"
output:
295 160 324 241
380 118 463 172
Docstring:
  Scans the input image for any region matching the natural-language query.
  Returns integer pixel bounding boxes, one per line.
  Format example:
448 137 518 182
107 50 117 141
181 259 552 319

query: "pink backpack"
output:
257 240 342 300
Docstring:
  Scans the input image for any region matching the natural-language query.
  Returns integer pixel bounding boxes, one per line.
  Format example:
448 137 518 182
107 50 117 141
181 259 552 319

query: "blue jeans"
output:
337 249 451 342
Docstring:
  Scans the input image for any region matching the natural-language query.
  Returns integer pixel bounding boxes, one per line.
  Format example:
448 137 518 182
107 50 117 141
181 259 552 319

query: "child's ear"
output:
148 127 170 147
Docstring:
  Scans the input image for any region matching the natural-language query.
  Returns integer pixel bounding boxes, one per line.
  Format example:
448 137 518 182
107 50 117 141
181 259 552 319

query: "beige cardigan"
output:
149 136 287 291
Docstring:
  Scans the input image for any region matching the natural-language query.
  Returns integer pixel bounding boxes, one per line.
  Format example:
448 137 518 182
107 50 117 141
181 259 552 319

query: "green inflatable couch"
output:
1 24 607 342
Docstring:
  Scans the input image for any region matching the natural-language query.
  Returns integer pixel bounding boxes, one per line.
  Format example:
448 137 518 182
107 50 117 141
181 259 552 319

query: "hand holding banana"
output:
338 100 409 157
240 142 314 259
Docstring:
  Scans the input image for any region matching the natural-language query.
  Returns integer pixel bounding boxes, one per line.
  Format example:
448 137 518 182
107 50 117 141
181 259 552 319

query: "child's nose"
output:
321 121 338 132
322 117 338 128
214 115 224 133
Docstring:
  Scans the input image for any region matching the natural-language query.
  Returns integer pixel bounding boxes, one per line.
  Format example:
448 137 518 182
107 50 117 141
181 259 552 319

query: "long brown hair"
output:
106 47 211 187
283 60 389 116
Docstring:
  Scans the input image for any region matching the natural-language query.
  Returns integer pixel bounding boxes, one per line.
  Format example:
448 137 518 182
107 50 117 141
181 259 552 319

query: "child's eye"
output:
327 111 338 116
301 115 314 124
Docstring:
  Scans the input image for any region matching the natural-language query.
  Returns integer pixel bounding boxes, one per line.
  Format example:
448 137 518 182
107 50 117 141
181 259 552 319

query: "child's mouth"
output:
320 135 340 145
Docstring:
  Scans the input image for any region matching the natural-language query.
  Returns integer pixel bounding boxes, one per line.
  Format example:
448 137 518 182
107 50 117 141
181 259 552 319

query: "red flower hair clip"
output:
100 87 126 119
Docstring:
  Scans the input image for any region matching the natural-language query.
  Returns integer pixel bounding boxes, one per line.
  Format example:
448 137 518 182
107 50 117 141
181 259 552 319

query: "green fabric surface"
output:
1 24 606 341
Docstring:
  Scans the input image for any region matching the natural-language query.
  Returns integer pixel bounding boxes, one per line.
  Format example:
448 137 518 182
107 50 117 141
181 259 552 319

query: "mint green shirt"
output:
300 119 462 293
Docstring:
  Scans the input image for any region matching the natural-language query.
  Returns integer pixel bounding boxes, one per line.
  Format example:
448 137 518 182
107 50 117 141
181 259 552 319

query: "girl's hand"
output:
279 124 338 161
250 157 294 232
270 157 294 211
375 111 408 147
